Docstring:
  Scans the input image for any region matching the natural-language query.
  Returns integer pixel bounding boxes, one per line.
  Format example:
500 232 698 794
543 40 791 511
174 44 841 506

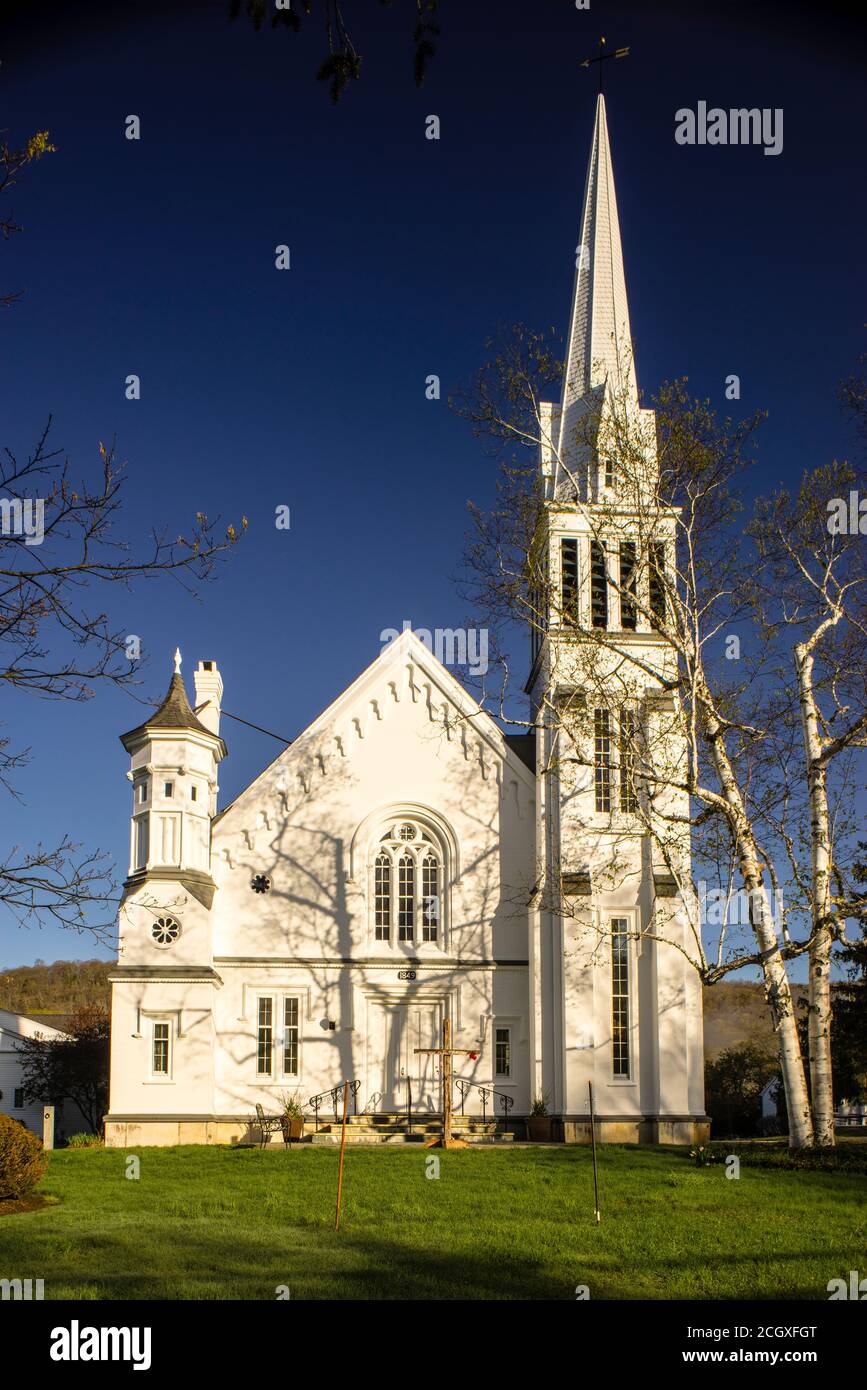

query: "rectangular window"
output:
398 856 415 942
619 710 638 813
560 538 579 624
494 1027 511 1079
619 541 637 631
152 1021 171 1077
164 781 174 798
257 997 273 1076
190 785 198 802
13 1087 24 1109
374 855 390 941
282 997 299 1076
594 708 611 812
650 542 667 628
134 815 149 870
603 457 615 490
137 782 147 803
590 541 608 628
611 919 630 1078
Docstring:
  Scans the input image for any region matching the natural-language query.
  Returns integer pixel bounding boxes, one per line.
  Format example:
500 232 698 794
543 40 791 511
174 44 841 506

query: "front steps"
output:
301 1113 515 1146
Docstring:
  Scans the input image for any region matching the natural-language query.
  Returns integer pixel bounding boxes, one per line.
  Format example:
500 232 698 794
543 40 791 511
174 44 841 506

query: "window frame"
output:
150 1018 172 1079
256 995 274 1078
282 996 300 1078
494 1025 512 1079
594 707 612 813
560 537 580 625
590 540 608 629
610 916 632 1081
255 993 304 1080
619 708 639 813
619 540 637 631
369 820 446 950
650 541 667 628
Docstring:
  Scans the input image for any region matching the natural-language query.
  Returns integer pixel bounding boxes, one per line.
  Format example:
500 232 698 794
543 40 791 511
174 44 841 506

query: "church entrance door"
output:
370 1000 442 1113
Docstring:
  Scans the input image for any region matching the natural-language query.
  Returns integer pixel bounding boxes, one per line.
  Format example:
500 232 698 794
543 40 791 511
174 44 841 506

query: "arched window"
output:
421 854 439 942
398 855 415 941
374 852 391 941
370 819 445 947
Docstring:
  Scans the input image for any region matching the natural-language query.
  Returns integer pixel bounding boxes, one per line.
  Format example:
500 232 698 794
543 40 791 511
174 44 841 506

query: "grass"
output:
1 1143 864 1300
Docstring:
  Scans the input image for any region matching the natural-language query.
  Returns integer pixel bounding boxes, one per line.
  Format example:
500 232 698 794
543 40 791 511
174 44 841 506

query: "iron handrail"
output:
453 1076 515 1127
306 1078 359 1131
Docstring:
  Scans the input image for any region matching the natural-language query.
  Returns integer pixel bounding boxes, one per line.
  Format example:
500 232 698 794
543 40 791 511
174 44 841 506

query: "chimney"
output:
194 660 223 737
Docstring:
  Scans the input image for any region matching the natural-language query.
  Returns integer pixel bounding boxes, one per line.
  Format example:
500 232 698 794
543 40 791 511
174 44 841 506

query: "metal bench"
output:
253 1102 283 1148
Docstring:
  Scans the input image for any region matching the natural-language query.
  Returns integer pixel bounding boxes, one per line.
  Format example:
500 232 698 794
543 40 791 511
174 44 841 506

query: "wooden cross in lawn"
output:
414 1017 478 1149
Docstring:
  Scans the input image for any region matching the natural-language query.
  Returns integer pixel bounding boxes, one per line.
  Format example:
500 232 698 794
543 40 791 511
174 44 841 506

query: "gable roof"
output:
215 628 535 823
0 1008 71 1041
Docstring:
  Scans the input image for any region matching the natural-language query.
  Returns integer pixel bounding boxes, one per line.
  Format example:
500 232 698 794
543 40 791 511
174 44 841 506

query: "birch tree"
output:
748 391 867 1144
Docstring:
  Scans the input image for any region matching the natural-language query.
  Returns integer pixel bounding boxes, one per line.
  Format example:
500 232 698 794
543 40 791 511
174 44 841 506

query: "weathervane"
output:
580 36 630 95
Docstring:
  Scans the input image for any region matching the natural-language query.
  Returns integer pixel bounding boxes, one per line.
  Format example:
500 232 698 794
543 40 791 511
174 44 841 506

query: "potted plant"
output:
527 1095 553 1142
280 1092 304 1143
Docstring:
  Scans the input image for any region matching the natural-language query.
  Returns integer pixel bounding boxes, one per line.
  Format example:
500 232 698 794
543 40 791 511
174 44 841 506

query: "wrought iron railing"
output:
306 1078 359 1132
302 1077 513 1131
454 1077 514 1127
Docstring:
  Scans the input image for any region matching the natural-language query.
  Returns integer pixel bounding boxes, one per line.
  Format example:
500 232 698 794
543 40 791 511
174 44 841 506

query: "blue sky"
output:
0 0 864 968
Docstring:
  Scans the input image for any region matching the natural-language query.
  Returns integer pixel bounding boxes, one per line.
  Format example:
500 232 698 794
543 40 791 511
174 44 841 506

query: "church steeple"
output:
556 94 638 477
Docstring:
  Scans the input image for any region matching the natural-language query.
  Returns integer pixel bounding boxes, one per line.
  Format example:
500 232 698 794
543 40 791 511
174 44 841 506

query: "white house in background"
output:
105 94 708 1148
0 1009 92 1141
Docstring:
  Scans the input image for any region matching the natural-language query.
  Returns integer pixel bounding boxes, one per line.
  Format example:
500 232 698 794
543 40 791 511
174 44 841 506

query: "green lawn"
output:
2 1144 865 1300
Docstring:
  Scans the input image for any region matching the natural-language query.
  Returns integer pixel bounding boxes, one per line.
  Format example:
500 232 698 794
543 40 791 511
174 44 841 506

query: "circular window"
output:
397 823 416 841
152 916 181 946
251 875 271 894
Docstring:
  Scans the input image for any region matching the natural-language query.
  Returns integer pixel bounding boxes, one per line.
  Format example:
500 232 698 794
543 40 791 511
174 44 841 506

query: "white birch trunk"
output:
699 682 814 1149
795 642 835 1147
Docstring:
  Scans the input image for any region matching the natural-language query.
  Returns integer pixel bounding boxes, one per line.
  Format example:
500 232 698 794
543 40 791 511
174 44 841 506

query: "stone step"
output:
311 1117 505 1128
307 1131 515 1146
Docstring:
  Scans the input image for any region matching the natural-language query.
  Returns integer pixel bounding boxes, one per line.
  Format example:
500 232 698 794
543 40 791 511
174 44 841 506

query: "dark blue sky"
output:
1 0 864 967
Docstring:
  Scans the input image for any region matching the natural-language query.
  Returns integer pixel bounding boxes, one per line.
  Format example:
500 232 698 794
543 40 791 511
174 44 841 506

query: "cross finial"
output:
579 36 630 95
173 647 182 675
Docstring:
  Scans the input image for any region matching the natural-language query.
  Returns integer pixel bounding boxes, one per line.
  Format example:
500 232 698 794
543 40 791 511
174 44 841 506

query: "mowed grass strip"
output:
0 1144 864 1300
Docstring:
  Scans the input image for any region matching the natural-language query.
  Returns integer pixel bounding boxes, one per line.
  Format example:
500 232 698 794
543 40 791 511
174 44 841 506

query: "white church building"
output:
105 96 707 1148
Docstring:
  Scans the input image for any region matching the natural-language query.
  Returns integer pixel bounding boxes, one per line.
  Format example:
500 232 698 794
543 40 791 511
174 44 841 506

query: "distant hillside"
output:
0 959 112 1017
702 981 819 1059
0 961 821 1065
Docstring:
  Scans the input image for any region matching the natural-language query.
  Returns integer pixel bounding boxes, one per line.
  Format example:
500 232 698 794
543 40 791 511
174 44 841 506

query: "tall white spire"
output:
557 93 638 468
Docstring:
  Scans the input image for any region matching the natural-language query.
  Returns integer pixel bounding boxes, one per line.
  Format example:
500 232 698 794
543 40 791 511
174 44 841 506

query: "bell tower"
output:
527 95 704 1141
120 649 227 910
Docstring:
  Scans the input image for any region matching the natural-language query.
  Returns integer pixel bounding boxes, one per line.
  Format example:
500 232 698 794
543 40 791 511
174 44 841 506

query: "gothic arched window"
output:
371 819 444 947
374 852 391 941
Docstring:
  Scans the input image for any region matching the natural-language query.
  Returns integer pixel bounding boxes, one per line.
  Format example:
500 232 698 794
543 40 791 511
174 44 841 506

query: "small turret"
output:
120 649 227 907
